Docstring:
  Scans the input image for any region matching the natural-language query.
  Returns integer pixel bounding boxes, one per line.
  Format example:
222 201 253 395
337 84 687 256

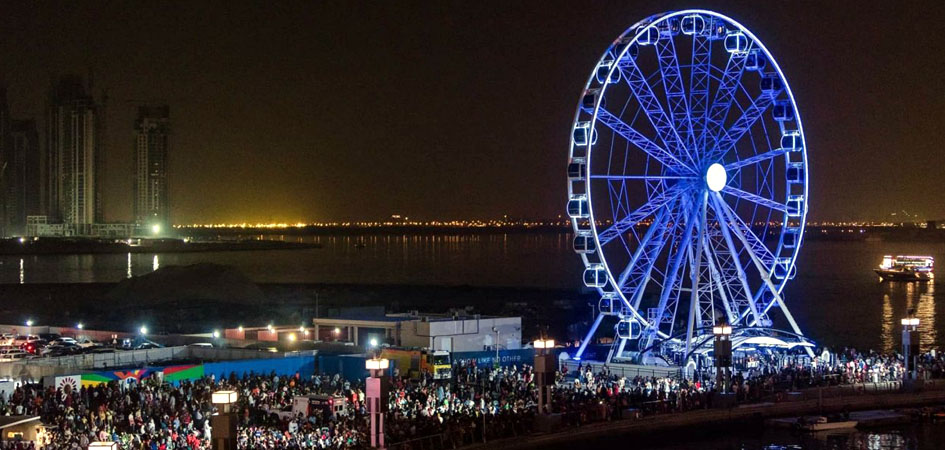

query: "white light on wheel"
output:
706 163 727 192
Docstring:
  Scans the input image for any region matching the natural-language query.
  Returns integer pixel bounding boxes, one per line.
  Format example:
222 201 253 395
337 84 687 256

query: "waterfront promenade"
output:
397 381 945 450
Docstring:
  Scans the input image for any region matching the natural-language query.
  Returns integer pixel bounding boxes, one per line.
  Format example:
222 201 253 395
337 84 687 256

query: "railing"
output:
562 360 681 379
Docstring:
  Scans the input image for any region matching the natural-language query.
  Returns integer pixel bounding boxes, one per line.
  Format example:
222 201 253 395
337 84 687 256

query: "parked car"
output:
41 342 81 357
37 333 61 341
20 339 48 354
0 333 15 346
75 337 98 349
13 335 40 346
0 348 30 362
49 337 78 346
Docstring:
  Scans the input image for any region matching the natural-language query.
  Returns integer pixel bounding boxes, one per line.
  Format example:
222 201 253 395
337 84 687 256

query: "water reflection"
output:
127 253 132 278
881 293 894 354
18 258 24 284
881 281 937 352
152 254 160 271
917 281 936 349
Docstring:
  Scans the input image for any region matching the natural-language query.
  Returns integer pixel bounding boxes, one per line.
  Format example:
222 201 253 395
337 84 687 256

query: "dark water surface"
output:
549 422 945 450
0 235 944 352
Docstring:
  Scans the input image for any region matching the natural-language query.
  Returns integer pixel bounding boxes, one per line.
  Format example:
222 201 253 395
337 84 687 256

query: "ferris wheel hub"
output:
705 163 727 192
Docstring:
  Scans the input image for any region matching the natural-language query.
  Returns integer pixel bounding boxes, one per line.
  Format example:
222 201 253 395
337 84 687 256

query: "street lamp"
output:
533 338 556 414
366 357 390 375
902 311 921 381
212 330 221 339
365 358 390 448
77 323 84 330
139 326 148 336
25 319 33 327
211 390 239 450
533 339 555 352
713 322 734 393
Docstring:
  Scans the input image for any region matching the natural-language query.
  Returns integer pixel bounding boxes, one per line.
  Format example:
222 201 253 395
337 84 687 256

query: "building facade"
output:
45 75 104 229
133 105 170 228
3 120 41 236
0 88 42 236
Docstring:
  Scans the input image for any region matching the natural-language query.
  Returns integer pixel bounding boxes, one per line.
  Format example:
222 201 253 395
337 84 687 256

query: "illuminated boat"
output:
875 255 933 281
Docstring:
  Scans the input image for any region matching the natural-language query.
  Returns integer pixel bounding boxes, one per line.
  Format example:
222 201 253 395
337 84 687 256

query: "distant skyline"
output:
1 1 943 224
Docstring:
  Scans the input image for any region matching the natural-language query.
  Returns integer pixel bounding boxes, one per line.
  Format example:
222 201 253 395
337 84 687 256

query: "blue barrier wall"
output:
203 355 316 380
317 354 396 380
452 349 535 368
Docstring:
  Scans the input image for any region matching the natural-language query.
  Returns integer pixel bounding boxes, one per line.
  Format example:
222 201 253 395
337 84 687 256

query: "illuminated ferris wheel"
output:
566 10 812 362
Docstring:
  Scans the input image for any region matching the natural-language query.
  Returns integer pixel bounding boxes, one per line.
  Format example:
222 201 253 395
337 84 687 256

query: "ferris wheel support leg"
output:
702 239 737 325
643 200 700 352
685 193 708 360
713 192 815 358
574 313 606 361
710 196 762 325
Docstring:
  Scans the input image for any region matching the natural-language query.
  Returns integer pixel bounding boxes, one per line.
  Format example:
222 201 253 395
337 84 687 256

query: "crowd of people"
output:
1 347 944 449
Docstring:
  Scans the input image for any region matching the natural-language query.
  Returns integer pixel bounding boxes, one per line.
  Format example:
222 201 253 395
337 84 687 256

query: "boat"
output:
796 416 858 432
875 255 933 281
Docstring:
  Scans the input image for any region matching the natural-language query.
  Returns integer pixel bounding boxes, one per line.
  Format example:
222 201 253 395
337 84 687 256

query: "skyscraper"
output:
0 87 11 236
3 120 41 236
134 105 170 228
45 75 103 228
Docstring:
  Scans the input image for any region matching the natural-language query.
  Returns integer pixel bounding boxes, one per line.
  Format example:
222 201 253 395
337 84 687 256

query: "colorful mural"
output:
80 368 157 387
164 364 205 383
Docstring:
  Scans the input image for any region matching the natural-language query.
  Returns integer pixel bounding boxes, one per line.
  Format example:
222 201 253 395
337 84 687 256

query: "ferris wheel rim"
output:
568 9 808 338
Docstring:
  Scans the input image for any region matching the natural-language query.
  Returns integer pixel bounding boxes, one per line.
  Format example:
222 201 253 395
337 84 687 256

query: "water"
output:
556 422 945 450
0 235 944 351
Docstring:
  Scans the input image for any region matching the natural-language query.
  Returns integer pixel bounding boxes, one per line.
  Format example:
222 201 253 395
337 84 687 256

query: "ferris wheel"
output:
567 10 812 362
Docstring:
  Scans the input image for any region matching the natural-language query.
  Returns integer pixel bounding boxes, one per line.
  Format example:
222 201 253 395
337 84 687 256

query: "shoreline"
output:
0 238 321 256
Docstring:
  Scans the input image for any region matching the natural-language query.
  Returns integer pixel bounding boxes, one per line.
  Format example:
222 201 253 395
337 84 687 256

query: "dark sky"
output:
1 1 943 224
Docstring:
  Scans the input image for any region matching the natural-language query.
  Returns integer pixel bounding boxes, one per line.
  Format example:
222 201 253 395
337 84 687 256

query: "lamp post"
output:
901 312 920 381
365 358 390 449
533 339 555 414
492 327 500 368
712 323 733 393
211 390 239 450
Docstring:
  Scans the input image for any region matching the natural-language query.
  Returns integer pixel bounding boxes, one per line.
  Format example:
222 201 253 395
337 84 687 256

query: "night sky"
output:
1 1 942 224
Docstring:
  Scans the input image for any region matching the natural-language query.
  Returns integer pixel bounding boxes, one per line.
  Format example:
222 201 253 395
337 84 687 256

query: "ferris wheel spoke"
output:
700 49 750 164
591 175 693 181
708 194 763 324
617 207 673 308
706 93 777 163
593 107 693 173
724 147 789 172
655 37 697 166
644 196 699 331
616 54 691 171
688 33 712 156
684 192 708 356
713 193 775 274
596 185 684 246
701 234 738 325
721 186 787 213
